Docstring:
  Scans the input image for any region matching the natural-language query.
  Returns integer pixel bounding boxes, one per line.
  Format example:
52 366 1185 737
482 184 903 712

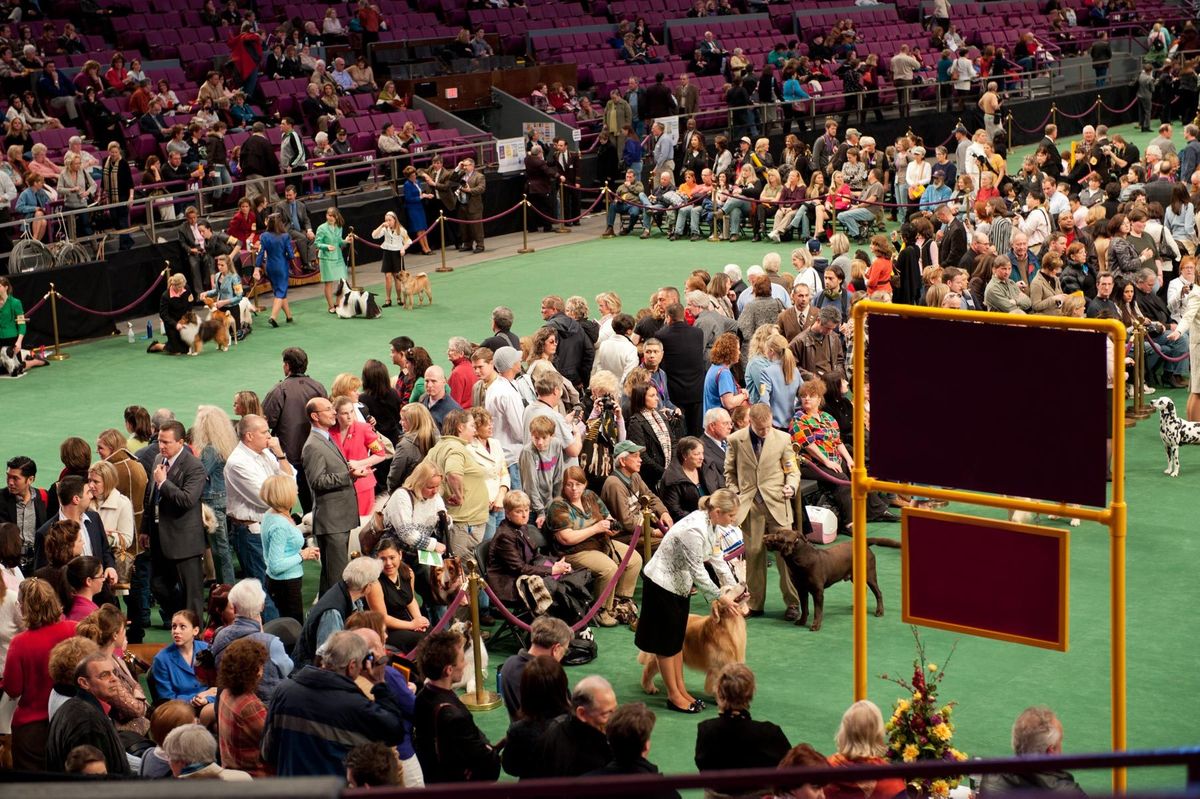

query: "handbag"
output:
110 534 134 590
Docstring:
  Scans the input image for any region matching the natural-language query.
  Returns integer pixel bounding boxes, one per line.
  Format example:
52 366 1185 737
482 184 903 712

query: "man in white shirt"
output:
592 313 639 384
1018 190 1051 251
1043 176 1070 219
951 48 977 112
485 347 528 490
224 413 295 621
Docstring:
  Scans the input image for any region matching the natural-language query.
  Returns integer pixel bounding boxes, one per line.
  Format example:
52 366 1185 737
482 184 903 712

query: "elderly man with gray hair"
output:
164 725 252 780
293 557 383 667
447 335 478 408
265 630 406 777
977 706 1085 795
538 675 618 777
687 290 738 356
211 578 294 701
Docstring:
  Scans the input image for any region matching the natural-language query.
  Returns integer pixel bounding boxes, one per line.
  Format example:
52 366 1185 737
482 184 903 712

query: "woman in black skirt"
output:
636 488 742 714
371 210 411 308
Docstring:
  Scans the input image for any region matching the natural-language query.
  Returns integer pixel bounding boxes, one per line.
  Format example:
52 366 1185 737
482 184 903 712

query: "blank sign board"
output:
902 508 1069 650
867 313 1109 507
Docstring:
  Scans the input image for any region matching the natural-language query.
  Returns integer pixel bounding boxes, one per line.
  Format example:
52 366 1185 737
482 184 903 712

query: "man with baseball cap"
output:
599 441 672 548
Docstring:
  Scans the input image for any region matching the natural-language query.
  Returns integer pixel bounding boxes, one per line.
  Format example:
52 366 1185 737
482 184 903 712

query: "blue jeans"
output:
205 497 236 585
606 200 641 229
210 164 233 199
790 205 813 239
839 207 876 238
724 197 752 234
675 204 702 235
228 520 280 622
508 462 522 492
1148 331 1190 376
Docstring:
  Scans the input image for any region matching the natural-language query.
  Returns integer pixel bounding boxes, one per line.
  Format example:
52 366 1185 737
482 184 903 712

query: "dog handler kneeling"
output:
637 488 743 715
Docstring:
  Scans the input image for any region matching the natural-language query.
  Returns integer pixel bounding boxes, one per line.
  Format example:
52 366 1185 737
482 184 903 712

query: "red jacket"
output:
227 32 263 80
448 357 477 409
3 620 78 728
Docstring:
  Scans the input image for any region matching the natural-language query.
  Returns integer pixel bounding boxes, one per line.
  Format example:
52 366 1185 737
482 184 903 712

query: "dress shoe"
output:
596 610 619 627
747 608 765 618
473 245 485 253
602 226 615 238
872 511 901 523
1169 374 1188 388
269 318 279 328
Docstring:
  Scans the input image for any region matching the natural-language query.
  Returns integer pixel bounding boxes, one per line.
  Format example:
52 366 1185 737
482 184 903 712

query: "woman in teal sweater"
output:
315 206 351 313
260 474 320 623
0 276 47 370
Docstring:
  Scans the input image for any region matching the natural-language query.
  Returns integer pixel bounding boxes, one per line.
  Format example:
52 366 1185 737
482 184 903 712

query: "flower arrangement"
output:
880 627 969 797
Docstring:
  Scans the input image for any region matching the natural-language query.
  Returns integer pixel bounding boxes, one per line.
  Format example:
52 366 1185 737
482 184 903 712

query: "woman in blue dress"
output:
401 165 433 255
255 213 296 327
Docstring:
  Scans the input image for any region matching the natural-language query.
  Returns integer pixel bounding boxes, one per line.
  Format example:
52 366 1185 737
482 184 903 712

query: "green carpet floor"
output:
3 122 1197 791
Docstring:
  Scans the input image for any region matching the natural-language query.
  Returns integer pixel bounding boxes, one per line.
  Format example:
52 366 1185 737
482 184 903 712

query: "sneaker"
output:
602 226 615 238
640 229 651 239
768 231 781 242
1143 384 1156 395
596 610 619 627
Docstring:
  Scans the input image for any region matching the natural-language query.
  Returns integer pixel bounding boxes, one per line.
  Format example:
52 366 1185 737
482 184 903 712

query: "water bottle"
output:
145 321 153 340
127 322 135 343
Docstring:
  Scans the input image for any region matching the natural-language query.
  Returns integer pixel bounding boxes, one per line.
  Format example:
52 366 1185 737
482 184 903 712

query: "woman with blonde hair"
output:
329 372 364 419
260 474 319 623
826 700 906 799
371 210 411 308
192 404 238 585
95 427 147 535
232 390 263 419
146 273 195 354
385 402 439 492
595 291 622 342
707 272 736 318
76 604 150 736
381 461 449 611
637 488 741 713
467 407 510 540
88 460 133 552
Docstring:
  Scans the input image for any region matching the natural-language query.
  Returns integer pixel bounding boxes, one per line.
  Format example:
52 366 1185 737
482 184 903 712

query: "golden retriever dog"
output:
638 584 749 696
398 270 432 310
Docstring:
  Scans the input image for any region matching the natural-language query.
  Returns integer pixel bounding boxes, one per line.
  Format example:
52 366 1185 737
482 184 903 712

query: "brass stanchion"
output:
1051 103 1058 128
1126 321 1153 422
436 213 452 272
604 185 611 222
47 284 69 361
556 183 570 233
517 196 535 254
1006 112 1013 151
1097 94 1103 127
460 561 502 712
639 494 654 563
347 227 361 291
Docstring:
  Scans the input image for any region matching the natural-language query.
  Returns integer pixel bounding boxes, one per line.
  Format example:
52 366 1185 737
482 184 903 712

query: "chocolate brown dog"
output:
763 529 899 631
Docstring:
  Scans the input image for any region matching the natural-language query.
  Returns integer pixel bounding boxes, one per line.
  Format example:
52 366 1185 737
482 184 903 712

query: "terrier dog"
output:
1151 396 1200 477
334 279 382 319
398 270 433 310
763 529 898 631
638 584 749 696
448 619 488 694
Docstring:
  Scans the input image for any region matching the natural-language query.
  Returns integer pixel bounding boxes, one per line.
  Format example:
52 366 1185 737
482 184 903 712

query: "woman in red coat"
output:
331 395 387 516
826 700 907 799
226 22 263 100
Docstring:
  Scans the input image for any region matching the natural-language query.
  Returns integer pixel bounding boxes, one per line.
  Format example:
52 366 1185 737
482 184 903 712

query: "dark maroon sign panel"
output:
903 511 1067 649
867 314 1109 507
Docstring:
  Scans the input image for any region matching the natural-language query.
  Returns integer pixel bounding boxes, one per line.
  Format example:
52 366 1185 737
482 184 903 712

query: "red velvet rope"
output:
402 587 466 660
22 292 50 317
479 524 644 633
53 269 169 317
524 190 607 225
1056 100 1100 120
1101 96 1140 114
1144 331 1191 362
1011 108 1057 134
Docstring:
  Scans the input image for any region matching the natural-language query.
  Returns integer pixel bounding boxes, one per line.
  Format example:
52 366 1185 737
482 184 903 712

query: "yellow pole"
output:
1097 94 1103 127
851 303 867 701
1006 112 1013 151
1051 103 1058 128
460 564 501 712
47 284 69 362
1127 323 1152 420
604 185 611 222
1109 325 1128 794
347 226 359 291
641 495 654 563
436 212 452 273
517 195 535 254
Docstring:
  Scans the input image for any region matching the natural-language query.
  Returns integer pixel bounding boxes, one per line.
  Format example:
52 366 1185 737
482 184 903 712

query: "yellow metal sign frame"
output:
850 302 1128 792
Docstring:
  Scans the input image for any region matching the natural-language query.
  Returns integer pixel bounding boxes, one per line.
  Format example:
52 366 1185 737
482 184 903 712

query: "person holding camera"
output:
452 157 486 254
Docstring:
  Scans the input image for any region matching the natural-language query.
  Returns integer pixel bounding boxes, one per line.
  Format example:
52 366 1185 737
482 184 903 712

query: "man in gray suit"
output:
142 420 207 619
301 397 364 595
275 183 316 267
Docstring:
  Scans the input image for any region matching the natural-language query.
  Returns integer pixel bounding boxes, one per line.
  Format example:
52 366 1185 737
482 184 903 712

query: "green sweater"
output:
0 295 24 340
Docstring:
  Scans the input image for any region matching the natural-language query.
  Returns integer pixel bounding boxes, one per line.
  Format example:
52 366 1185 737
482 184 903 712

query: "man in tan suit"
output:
724 403 801 617
778 282 820 343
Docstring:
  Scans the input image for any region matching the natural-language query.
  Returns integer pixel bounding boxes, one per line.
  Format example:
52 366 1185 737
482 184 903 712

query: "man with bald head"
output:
419 365 461 427
539 675 618 777
301 396 365 593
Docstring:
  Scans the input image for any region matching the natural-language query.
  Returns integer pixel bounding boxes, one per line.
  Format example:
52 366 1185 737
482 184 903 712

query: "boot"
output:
602 225 615 238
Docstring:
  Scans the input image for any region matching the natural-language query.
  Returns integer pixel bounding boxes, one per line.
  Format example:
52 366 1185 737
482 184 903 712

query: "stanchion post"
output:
460 561 502 712
1006 112 1013 151
639 494 654 563
557 183 569 233
1127 321 1153 421
604 185 611 221
46 283 69 361
1051 103 1057 128
1097 95 1103 127
436 213 452 273
348 226 360 291
517 195 535 254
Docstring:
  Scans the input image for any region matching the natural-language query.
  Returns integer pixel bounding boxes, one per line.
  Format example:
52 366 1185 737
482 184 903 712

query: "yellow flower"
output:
949 748 969 762
896 699 911 713
932 780 950 797
928 663 938 672
931 723 953 742
940 705 953 717
902 744 920 762
913 692 923 701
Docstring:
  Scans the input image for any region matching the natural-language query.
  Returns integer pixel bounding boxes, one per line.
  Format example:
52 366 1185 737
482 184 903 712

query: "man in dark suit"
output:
643 72 676 121
936 204 968 269
674 72 700 118
700 408 732 494
551 137 581 227
142 420 207 620
177 205 209 294
264 348 327 513
301 397 363 595
34 475 118 607
524 144 557 234
654 303 706 436
239 121 279 204
423 154 459 249
275 183 316 267
1 455 47 573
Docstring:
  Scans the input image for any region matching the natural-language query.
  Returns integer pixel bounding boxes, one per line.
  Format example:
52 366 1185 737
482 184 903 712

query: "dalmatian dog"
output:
1150 397 1200 477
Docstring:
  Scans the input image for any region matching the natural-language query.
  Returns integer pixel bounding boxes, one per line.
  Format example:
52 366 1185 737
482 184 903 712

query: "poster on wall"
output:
496 137 526 174
521 121 556 144
654 115 680 143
